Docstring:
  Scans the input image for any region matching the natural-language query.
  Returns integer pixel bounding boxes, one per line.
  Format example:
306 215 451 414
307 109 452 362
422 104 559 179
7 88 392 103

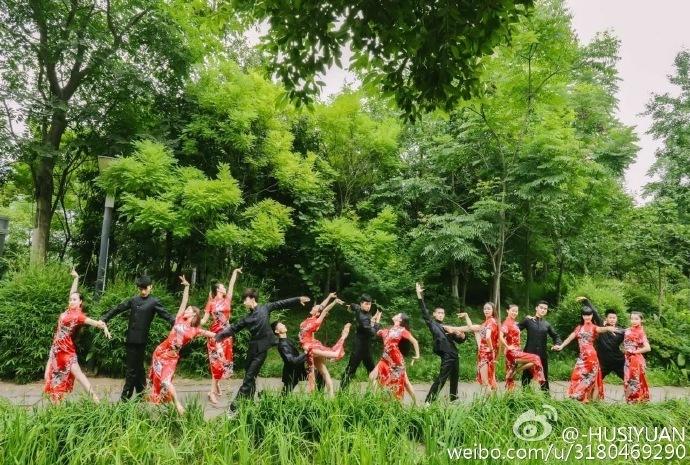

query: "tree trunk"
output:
30 108 68 264
555 256 565 307
460 263 469 307
450 262 460 301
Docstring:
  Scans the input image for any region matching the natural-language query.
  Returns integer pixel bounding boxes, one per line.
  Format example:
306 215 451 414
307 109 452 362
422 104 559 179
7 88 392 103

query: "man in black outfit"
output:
518 300 562 392
339 294 381 390
577 296 625 380
100 275 175 401
271 321 324 393
215 288 309 413
416 283 466 403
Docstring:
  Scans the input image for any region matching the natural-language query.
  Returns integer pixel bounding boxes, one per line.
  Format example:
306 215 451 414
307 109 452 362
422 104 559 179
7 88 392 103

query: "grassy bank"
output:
1 391 688 464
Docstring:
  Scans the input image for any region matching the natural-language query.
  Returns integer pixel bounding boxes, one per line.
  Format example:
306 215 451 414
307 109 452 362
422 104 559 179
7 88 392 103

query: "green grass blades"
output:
0 392 688 464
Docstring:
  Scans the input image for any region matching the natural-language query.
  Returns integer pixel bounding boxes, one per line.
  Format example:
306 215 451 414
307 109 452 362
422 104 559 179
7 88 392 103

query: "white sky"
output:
251 2 688 201
566 0 689 201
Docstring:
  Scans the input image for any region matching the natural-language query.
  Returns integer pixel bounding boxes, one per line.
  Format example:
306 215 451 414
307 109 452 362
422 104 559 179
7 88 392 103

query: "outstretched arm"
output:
265 296 310 313
553 329 576 351
409 334 420 365
317 297 343 324
177 276 190 318
227 267 242 303
100 298 132 323
320 292 336 308
84 317 112 340
69 268 79 296
200 292 212 326
415 282 432 322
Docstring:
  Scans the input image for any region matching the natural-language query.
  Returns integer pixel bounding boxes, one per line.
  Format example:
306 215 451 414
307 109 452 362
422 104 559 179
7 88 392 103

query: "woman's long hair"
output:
398 313 413 356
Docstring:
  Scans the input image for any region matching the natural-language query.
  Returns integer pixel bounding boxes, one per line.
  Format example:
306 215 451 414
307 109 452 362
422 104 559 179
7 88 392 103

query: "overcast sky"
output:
280 1 689 202
566 0 689 201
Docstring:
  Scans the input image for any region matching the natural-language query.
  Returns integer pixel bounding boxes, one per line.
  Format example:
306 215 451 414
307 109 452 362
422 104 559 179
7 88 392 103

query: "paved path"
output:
2 378 687 418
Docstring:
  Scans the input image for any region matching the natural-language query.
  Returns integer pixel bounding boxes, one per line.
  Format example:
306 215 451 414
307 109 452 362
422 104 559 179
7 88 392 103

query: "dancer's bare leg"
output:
71 363 99 402
315 358 334 397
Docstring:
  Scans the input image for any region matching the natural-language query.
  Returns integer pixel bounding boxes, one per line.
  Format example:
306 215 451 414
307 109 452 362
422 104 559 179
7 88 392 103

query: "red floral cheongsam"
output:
567 322 604 402
205 296 234 380
501 317 545 390
375 326 412 400
148 316 201 403
299 315 346 390
623 325 650 403
44 306 87 402
476 317 498 389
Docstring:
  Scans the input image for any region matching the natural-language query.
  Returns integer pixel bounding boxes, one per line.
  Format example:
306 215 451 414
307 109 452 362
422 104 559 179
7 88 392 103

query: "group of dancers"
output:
43 267 652 415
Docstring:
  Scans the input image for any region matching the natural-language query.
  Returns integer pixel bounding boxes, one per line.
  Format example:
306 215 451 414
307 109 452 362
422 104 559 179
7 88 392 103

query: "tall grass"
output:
1 391 688 464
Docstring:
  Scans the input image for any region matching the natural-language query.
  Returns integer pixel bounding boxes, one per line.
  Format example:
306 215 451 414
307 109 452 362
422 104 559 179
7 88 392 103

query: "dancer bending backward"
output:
148 276 216 415
499 304 545 390
623 312 651 403
415 283 466 403
298 292 351 396
552 304 619 403
200 267 242 405
44 268 111 403
340 294 381 390
451 304 499 390
216 288 309 414
369 311 420 403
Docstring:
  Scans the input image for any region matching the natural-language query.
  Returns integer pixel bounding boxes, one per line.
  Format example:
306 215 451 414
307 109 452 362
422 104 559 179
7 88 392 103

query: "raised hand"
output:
457 312 468 319
179 275 189 287
233 267 243 275
415 282 424 298
299 296 311 305
335 298 345 305
70 268 79 278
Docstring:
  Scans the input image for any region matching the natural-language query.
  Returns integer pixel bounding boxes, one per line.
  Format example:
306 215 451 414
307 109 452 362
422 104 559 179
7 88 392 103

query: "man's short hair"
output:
605 309 617 316
243 288 259 300
537 300 549 307
136 275 152 289
359 294 372 304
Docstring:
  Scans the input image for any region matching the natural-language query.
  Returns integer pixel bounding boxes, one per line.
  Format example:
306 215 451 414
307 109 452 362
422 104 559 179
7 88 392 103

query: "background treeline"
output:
0 0 688 384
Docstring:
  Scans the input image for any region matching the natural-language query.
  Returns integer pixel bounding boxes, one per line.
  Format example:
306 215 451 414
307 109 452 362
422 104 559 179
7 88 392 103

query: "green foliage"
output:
0 264 76 382
2 391 690 464
234 0 534 120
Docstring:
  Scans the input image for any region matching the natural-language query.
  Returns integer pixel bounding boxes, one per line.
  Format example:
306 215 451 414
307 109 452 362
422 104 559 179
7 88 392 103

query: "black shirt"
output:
351 303 380 350
518 316 562 357
215 297 302 354
582 299 624 365
418 298 465 356
100 294 175 345
276 338 308 383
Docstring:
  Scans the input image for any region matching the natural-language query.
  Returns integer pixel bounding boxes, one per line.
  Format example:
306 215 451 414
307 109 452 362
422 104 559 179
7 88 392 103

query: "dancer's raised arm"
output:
227 267 242 303
176 276 190 318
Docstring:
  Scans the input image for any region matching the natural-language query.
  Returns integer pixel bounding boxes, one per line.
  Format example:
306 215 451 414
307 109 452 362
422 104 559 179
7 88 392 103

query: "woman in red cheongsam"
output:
623 312 651 403
499 304 545 390
369 312 420 403
299 292 351 397
456 303 499 391
149 276 216 415
44 269 111 403
200 267 241 405
553 305 619 402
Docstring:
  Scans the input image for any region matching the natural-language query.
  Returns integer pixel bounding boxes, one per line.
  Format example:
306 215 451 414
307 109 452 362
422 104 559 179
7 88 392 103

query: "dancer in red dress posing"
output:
298 292 351 396
200 267 241 405
44 269 111 403
623 312 651 403
455 303 499 391
369 312 420 403
149 276 216 414
553 305 619 402
499 304 545 390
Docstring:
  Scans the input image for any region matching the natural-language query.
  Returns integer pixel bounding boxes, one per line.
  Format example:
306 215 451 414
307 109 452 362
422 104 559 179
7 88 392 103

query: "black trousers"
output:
282 371 325 394
601 360 625 380
340 345 376 390
121 343 147 401
426 353 459 403
229 348 268 410
522 352 549 392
